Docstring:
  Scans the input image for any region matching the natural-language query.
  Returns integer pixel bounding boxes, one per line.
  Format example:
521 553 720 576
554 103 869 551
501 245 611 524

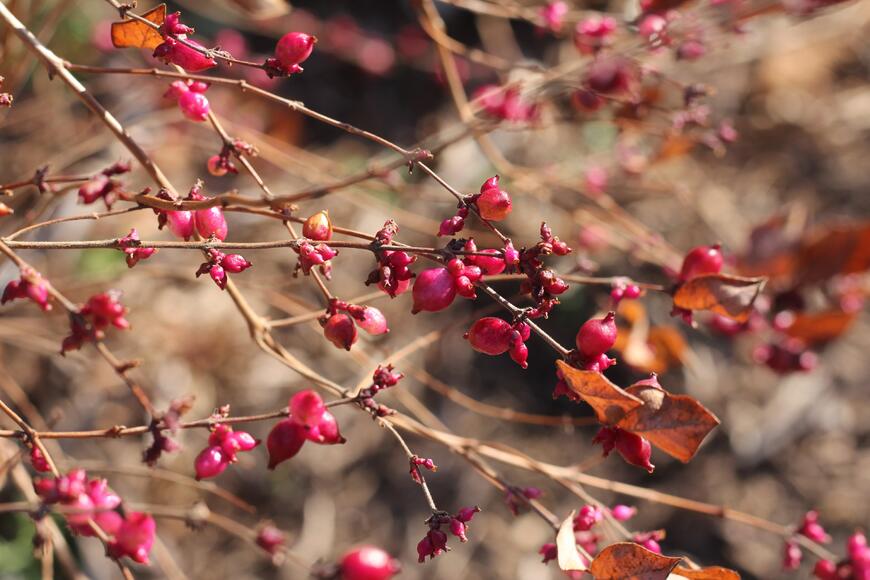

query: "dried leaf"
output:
614 303 686 374
557 511 588 572
556 360 643 424
795 222 870 286
673 274 766 322
590 542 682 580
781 309 858 345
111 4 166 50
668 565 741 579
617 383 720 463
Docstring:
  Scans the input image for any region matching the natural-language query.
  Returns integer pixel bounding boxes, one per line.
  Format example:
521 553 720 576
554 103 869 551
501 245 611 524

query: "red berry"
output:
411 268 457 313
108 512 156 564
207 155 228 176
274 32 316 73
465 317 513 355
166 211 194 240
575 312 617 359
306 410 344 444
340 545 400 580
476 186 512 221
266 418 306 469
323 313 358 350
177 90 210 122
678 244 723 281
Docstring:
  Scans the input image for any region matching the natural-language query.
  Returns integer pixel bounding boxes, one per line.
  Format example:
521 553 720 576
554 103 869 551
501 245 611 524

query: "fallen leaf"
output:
590 542 682 580
111 4 166 50
556 361 643 424
668 565 741 579
673 274 766 322
795 222 870 286
617 383 720 463
557 511 588 572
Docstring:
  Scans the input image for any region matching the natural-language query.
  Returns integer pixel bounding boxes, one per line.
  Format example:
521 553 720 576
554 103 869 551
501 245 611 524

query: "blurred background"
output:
1 0 869 578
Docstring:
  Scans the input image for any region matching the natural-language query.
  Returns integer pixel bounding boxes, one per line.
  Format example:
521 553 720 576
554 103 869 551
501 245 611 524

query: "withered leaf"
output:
590 542 682 580
795 221 870 286
672 274 766 322
617 384 720 463
556 360 643 425
782 309 858 345
669 565 741 580
557 511 588 572
111 4 166 50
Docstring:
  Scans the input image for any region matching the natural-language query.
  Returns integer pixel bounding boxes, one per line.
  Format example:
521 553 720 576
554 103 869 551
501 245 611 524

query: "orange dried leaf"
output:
617 383 720 463
782 309 858 345
589 542 682 580
556 360 643 424
672 274 766 322
111 4 166 50
670 565 741 579
795 221 870 286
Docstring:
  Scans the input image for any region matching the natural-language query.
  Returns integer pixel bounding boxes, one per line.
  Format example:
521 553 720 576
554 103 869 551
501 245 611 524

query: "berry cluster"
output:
417 507 480 562
193 423 260 480
364 220 416 296
165 80 210 122
77 161 132 208
356 365 403 417
117 228 157 268
266 390 345 469
465 316 531 368
195 248 252 290
34 469 155 564
153 12 216 72
2 266 51 311
155 183 229 241
61 291 130 353
473 85 539 123
512 223 572 319
813 531 869 580
320 299 389 351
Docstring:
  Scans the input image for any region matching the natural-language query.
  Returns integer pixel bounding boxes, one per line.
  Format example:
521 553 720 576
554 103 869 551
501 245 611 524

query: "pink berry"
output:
30 446 51 472
465 317 513 355
274 32 317 73
290 390 326 428
323 313 358 350
509 341 529 368
194 446 228 480
177 90 210 122
302 210 333 241
593 426 655 473
813 559 836 580
783 540 802 570
221 254 252 273
340 545 400 580
610 505 637 521
194 206 228 241
256 525 285 556
153 38 216 72
357 306 389 335
678 244 723 281
108 512 156 564
266 418 306 469
165 211 195 240
476 185 512 221
411 268 457 314
306 410 344 444
575 312 618 359
472 249 506 275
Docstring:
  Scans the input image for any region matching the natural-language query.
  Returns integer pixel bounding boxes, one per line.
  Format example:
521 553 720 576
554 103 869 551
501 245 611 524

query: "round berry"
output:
575 312 618 359
340 545 400 580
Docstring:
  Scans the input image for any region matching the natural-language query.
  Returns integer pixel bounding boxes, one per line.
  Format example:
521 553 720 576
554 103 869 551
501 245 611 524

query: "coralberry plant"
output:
0 0 863 578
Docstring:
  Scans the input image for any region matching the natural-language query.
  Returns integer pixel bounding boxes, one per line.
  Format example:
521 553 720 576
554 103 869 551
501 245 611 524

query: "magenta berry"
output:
575 312 618 359
306 410 344 444
274 32 317 74
30 446 51 472
153 38 216 72
611 504 637 521
108 512 156 564
290 390 326 428
340 545 400 580
593 426 655 473
165 210 195 240
207 155 228 176
266 418 306 469
255 525 286 557
678 244 723 281
783 540 802 570
177 90 210 121
573 504 603 531
194 446 228 480
412 267 457 313
323 313 358 350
